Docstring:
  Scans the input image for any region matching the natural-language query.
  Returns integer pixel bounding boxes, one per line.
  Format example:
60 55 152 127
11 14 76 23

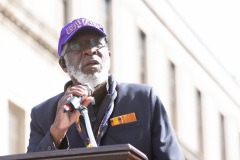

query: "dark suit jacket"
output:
27 82 185 160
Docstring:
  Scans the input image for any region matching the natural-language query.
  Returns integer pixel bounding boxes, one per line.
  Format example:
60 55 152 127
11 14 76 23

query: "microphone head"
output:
82 84 94 96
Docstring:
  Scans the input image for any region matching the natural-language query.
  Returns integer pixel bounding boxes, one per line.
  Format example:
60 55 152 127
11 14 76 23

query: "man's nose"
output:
82 44 98 56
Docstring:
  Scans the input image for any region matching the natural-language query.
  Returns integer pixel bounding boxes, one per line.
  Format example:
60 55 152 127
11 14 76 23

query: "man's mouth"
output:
84 59 100 67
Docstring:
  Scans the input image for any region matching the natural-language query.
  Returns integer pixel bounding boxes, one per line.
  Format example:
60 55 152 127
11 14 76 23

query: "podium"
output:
0 144 148 160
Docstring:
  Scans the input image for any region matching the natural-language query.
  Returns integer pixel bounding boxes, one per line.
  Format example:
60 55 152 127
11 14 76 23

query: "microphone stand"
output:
79 105 97 147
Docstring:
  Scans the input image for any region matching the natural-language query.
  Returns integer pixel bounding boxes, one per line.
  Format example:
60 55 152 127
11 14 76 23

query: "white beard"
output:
64 55 110 89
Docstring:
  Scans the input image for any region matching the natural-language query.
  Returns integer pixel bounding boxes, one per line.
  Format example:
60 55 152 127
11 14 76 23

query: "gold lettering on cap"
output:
82 18 87 25
75 20 82 27
66 24 77 34
66 28 71 34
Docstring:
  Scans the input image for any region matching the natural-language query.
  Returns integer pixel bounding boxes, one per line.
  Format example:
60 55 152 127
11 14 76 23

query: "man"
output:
27 17 185 160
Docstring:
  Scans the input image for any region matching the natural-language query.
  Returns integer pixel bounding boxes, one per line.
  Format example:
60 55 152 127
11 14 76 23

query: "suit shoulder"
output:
116 82 153 96
32 92 64 112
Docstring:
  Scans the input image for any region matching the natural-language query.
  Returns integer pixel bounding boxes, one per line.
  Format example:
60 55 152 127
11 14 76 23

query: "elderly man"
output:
27 17 185 160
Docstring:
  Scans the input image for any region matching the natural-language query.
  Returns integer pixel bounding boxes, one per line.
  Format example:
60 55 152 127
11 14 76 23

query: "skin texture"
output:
51 31 111 148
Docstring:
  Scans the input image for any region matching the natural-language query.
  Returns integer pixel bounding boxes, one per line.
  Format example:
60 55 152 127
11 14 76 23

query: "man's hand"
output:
50 85 94 148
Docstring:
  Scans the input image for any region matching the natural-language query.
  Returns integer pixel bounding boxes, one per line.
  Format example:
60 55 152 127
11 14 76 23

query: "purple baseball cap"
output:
58 17 107 57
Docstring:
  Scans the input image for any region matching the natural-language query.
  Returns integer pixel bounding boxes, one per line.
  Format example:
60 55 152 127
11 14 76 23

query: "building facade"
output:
0 0 240 160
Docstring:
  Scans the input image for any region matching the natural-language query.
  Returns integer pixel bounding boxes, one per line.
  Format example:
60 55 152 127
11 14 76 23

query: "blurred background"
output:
0 0 240 160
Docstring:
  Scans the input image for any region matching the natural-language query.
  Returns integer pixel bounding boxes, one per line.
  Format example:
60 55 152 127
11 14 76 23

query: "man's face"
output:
63 32 111 87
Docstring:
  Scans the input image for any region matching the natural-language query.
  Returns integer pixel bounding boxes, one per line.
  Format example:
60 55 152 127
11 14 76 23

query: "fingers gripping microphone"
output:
63 85 93 113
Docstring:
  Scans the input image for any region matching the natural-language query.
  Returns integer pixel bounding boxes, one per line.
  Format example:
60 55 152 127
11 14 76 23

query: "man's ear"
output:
59 57 67 72
108 51 111 57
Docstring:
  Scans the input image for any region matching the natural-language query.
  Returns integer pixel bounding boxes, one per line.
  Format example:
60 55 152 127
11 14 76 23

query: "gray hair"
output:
60 43 69 57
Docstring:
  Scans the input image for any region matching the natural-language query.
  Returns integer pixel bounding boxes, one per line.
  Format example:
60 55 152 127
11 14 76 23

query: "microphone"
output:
63 84 93 113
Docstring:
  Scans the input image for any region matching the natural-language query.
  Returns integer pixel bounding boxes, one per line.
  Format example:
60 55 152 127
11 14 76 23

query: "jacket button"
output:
47 146 51 151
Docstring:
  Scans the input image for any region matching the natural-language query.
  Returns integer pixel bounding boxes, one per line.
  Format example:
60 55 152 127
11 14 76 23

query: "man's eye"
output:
90 41 98 46
70 44 80 49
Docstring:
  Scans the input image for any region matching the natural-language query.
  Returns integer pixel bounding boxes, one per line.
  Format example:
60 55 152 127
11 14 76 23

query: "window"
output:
8 101 25 154
239 133 240 160
105 0 112 73
196 89 203 156
169 62 177 131
139 30 147 83
63 0 72 25
220 114 226 160
105 0 112 36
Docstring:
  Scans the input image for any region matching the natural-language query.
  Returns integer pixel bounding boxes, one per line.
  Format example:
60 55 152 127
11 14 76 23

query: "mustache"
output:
77 56 102 70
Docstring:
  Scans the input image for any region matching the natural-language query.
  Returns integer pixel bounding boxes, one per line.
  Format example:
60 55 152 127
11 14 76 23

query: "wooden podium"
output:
0 144 148 160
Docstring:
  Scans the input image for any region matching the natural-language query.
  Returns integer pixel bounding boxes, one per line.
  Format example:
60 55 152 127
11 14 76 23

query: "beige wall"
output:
0 0 69 155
